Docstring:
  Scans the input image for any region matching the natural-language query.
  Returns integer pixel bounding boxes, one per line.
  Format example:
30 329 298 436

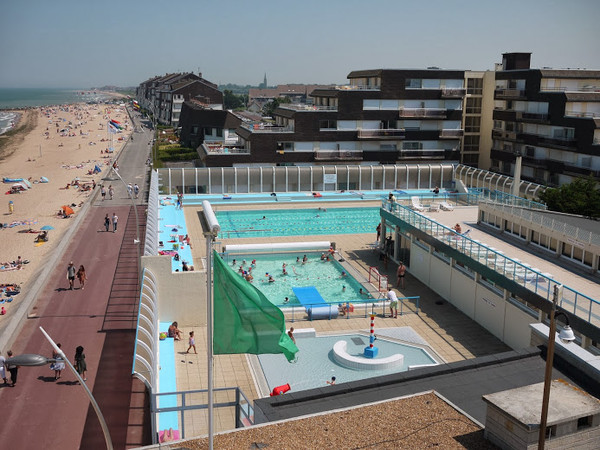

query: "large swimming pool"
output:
224 252 371 306
257 333 438 392
216 207 380 238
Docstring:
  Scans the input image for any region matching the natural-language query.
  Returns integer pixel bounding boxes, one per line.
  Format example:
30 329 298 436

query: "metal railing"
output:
240 123 295 133
398 108 448 118
279 104 337 111
564 110 600 118
144 170 160 256
152 387 253 442
384 200 600 327
357 129 406 139
132 268 159 409
480 201 600 247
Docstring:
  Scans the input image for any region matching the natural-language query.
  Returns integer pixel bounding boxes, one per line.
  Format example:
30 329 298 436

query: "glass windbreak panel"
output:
422 79 441 89
405 79 422 89
363 99 379 110
444 79 464 88
381 100 399 110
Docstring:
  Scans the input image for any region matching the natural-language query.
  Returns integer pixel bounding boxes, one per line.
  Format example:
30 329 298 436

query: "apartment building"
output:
136 73 223 127
198 68 468 167
491 53 600 186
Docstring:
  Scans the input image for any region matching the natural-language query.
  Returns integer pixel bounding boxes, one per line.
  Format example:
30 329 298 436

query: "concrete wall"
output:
141 255 207 327
407 239 538 350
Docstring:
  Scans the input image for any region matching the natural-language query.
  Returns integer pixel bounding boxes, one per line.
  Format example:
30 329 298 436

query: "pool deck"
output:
174 201 511 437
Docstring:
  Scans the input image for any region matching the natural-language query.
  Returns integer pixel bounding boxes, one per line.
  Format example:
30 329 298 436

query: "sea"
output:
0 88 113 134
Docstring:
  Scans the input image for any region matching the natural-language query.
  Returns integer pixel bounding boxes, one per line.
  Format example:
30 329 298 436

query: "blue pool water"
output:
158 201 192 272
258 334 438 392
216 207 380 238
223 253 371 306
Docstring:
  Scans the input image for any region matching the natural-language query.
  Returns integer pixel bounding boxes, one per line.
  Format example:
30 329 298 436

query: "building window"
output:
577 416 592 430
465 97 482 114
465 117 481 133
467 78 483 95
463 135 480 151
216 128 223 138
405 79 422 89
277 142 294 151
462 154 479 165
319 120 337 130
191 126 199 135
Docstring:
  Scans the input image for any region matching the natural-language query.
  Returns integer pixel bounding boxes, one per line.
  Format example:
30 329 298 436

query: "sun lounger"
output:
411 196 426 212
439 201 454 211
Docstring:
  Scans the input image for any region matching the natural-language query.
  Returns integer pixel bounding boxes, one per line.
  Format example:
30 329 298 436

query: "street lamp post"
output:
538 284 575 449
6 327 114 449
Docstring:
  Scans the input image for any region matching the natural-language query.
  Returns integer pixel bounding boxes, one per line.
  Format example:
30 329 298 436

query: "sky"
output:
1 0 599 88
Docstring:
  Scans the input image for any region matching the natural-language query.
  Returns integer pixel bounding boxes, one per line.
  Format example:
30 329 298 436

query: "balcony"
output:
279 104 337 112
441 88 466 98
564 110 600 118
439 129 464 138
495 88 526 99
516 111 549 122
399 149 447 159
398 108 447 119
201 142 250 155
357 129 406 139
492 130 517 140
240 123 294 133
314 150 363 161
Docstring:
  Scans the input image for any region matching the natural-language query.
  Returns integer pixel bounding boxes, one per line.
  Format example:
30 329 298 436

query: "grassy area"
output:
152 128 198 168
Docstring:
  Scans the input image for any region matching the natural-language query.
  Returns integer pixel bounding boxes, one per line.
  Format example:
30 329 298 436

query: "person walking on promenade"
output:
6 350 18 387
67 261 76 290
104 214 110 232
108 185 114 200
0 351 8 385
134 183 140 199
100 185 106 201
112 213 118 233
76 265 87 290
74 346 87 381
127 183 133 198
52 343 66 380
397 261 406 289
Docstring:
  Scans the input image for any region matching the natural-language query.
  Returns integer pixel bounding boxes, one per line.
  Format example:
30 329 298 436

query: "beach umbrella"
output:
61 205 74 216
41 225 55 231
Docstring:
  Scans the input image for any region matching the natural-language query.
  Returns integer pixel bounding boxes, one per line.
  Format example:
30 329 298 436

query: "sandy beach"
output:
0 99 132 323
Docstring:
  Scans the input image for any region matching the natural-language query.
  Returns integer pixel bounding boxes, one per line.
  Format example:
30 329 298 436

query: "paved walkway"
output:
0 109 153 449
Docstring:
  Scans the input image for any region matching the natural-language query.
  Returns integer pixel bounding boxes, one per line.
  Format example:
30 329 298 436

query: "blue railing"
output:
384 201 600 327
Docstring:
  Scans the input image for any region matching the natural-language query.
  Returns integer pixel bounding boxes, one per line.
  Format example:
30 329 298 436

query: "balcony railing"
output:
314 150 363 160
540 86 600 93
339 84 381 91
516 111 549 121
279 104 337 112
201 142 249 155
240 123 294 133
398 108 447 118
564 110 600 118
495 88 526 98
441 88 466 98
357 129 406 139
399 149 447 159
439 129 464 138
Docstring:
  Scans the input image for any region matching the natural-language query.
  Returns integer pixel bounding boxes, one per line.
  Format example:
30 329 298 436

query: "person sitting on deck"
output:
168 322 183 340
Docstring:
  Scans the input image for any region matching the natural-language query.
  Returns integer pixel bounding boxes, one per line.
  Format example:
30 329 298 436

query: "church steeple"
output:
260 73 267 89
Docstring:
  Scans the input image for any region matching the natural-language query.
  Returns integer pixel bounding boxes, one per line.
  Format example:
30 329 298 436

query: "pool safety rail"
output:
132 268 159 400
284 297 420 322
368 266 389 292
152 387 254 442
384 201 600 327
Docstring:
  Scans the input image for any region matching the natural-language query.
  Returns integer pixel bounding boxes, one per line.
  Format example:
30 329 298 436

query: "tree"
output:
223 89 245 110
539 177 600 218
262 96 291 117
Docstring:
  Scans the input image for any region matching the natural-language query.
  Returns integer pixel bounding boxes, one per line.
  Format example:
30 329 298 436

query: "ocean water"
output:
0 88 110 110
0 111 19 134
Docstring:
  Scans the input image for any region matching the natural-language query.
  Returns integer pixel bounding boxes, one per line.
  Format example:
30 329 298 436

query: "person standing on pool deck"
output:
397 261 406 289
287 327 296 344
112 213 118 232
387 286 399 318
67 261 76 290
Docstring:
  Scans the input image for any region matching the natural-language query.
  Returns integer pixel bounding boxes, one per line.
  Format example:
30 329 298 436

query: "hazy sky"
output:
1 0 599 88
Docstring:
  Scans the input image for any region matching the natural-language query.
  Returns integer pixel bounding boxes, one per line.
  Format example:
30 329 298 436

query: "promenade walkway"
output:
0 109 153 449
